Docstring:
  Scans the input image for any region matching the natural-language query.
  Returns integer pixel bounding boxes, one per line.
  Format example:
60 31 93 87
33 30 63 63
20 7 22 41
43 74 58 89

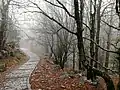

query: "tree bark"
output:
74 0 84 70
90 0 96 67
95 0 102 66
0 0 9 50
82 60 115 90
73 44 76 70
105 6 113 70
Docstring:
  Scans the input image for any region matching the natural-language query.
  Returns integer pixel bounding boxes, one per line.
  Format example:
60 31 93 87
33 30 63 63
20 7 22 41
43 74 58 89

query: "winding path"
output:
0 48 40 90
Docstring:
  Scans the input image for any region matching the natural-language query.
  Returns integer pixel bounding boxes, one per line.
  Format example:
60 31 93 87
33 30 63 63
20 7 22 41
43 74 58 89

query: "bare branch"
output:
85 55 119 74
110 43 119 49
101 3 114 17
41 12 77 35
83 37 117 53
44 0 75 19
83 22 91 30
56 0 75 18
44 0 63 8
102 20 120 30
44 0 90 31
28 0 77 35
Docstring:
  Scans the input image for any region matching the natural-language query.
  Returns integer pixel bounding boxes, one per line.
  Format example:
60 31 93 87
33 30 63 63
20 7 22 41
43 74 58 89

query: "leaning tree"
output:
115 0 120 89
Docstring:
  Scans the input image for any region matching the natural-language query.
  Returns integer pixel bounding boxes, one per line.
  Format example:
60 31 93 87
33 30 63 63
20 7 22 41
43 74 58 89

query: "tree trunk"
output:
99 38 105 69
0 12 6 50
82 60 115 90
62 51 68 69
95 0 102 67
105 37 111 68
93 68 115 90
117 61 120 90
0 0 9 51
73 44 76 70
116 48 120 90
116 1 120 89
90 0 96 67
74 0 84 70
105 6 113 70
118 55 120 90
88 0 96 81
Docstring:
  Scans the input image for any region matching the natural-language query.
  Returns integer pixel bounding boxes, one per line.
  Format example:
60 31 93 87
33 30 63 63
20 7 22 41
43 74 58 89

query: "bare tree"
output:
26 0 119 89
115 0 120 89
104 7 113 70
95 0 102 64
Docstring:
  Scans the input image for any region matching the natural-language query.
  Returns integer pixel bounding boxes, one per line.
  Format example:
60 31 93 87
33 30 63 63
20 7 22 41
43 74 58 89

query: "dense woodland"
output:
0 0 120 90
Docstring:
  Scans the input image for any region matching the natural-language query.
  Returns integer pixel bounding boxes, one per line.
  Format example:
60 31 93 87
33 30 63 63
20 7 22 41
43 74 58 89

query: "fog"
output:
7 0 46 55
0 0 120 89
4 0 119 58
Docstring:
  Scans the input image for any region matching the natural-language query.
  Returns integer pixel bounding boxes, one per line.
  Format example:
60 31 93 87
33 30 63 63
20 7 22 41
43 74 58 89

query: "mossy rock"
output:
0 63 6 72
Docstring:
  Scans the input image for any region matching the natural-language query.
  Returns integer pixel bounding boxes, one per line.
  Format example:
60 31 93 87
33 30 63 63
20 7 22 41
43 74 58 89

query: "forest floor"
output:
0 50 28 88
30 56 110 90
